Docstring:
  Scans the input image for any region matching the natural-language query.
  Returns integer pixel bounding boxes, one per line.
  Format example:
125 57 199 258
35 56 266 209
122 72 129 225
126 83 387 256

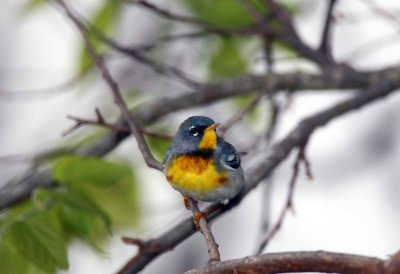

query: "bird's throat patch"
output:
166 155 228 194
199 130 217 150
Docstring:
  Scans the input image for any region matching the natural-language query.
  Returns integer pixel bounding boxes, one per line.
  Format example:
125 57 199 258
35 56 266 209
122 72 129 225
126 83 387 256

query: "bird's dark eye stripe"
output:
189 125 210 135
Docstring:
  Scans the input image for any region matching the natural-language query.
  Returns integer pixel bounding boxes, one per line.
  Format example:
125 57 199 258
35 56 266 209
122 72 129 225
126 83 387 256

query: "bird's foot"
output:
193 210 208 230
183 195 192 210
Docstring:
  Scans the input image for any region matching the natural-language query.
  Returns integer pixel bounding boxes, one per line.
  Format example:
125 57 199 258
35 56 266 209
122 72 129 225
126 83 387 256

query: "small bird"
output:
163 116 245 211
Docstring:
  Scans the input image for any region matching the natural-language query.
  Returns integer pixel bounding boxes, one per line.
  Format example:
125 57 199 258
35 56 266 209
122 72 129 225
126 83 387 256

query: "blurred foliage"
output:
21 0 47 14
208 38 248 79
182 0 266 28
0 156 138 274
54 155 131 187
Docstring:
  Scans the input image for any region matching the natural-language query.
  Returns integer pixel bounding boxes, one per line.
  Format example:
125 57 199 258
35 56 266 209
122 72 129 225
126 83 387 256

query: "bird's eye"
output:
189 126 199 136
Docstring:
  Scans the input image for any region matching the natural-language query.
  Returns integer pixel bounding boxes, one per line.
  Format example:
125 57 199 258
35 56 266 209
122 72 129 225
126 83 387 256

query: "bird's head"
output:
173 116 219 153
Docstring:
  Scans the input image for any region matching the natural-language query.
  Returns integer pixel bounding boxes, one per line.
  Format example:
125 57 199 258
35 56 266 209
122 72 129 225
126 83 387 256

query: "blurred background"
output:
1 0 400 273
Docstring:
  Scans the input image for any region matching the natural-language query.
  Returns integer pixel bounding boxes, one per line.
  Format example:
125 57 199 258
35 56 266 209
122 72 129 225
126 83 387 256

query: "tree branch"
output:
123 0 251 36
116 77 400 273
263 0 334 67
1 65 400 211
58 0 163 171
186 197 220 262
63 108 172 140
319 0 338 59
185 250 399 274
219 93 265 136
126 0 215 28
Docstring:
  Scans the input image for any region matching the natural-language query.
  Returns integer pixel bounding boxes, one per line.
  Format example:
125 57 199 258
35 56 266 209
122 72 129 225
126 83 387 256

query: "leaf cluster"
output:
0 156 138 274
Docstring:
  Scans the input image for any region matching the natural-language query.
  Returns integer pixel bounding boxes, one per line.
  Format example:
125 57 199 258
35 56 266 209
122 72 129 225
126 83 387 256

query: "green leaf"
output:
182 0 295 28
6 211 68 272
0 237 26 274
53 155 131 187
0 201 34 229
60 200 108 248
61 189 112 234
209 38 247 78
0 236 52 274
80 175 139 228
30 187 111 250
77 0 121 74
33 188 112 234
182 0 263 28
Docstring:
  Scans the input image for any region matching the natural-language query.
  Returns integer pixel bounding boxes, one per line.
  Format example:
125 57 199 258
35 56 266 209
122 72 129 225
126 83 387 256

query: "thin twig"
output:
64 108 172 140
256 144 309 254
126 0 214 28
186 197 220 262
259 97 281 237
334 9 400 24
262 0 334 67
319 0 338 59
63 115 128 137
219 93 265 136
238 0 275 72
361 0 400 29
64 117 171 140
58 0 163 171
134 31 222 52
76 12 199 87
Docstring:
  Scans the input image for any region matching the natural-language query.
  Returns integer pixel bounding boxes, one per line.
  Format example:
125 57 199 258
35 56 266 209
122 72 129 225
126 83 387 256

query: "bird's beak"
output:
205 123 219 132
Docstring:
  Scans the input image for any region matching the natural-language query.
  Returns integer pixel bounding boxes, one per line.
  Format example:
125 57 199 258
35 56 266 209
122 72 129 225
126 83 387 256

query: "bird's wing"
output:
217 140 241 169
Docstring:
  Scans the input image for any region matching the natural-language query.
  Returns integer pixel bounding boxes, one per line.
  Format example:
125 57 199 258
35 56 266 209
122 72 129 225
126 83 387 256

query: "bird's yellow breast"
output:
166 155 228 194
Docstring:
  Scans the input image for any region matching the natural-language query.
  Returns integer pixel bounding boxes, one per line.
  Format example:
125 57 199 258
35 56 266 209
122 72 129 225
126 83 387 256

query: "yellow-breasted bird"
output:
163 116 245 209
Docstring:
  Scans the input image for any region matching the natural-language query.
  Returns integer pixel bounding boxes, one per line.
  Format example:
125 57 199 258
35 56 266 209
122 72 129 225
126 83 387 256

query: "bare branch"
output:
185 250 396 274
134 31 222 52
116 237 162 274
319 0 338 59
126 0 214 28
262 0 334 67
63 114 128 137
186 197 220 262
58 0 163 171
362 0 400 29
74 11 199 87
123 0 251 37
64 108 172 140
219 93 265 136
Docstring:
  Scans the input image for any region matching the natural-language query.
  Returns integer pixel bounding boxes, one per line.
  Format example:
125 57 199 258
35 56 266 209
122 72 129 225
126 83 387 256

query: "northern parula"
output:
163 116 244 204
